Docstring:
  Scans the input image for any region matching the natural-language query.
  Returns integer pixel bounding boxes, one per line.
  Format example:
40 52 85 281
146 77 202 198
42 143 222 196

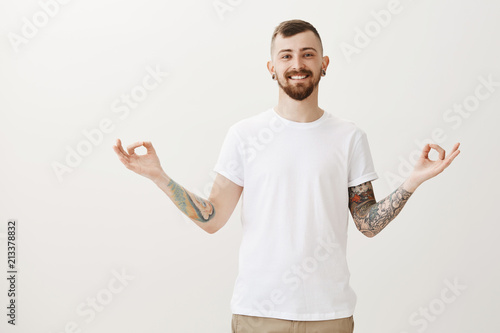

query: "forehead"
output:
273 30 321 54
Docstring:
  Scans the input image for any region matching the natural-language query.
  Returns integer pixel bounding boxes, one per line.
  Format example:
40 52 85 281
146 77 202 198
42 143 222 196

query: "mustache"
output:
286 70 313 77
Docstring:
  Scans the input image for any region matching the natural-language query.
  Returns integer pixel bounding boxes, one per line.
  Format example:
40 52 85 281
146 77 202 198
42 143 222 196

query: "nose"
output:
291 55 306 71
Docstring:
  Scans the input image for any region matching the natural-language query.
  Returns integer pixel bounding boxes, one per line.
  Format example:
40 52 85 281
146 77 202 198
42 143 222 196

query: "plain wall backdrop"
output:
1 0 499 332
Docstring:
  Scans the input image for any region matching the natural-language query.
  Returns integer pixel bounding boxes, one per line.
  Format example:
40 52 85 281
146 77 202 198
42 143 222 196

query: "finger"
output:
446 147 461 164
437 149 460 173
127 141 145 155
420 143 431 159
114 149 131 166
114 138 129 157
449 142 460 154
143 141 156 154
113 144 130 164
429 143 445 160
441 143 460 163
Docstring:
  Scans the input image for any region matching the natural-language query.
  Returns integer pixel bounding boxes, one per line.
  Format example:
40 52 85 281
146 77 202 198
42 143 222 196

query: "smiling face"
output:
268 30 328 101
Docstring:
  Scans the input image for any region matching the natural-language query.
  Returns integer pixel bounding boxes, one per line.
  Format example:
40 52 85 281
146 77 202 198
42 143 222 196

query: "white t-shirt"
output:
213 107 378 321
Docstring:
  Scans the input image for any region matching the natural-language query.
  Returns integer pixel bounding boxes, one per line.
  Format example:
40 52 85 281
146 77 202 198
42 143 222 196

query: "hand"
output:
408 142 461 188
112 138 165 183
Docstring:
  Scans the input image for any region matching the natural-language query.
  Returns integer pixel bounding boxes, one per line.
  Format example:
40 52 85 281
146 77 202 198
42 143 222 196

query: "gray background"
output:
0 0 498 332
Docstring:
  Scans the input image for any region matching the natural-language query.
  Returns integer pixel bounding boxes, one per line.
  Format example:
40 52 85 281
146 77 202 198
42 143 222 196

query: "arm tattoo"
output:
348 181 413 237
167 178 216 222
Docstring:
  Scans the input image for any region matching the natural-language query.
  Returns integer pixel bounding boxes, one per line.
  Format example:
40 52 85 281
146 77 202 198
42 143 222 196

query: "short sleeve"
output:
213 126 244 187
347 129 378 187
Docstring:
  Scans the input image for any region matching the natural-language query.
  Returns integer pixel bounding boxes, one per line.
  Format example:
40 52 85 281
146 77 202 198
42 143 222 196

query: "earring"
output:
321 69 326 76
272 73 276 80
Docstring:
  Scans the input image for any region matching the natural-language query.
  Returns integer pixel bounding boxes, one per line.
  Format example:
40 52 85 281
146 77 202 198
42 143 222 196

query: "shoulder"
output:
324 113 369 144
229 108 278 138
332 114 366 132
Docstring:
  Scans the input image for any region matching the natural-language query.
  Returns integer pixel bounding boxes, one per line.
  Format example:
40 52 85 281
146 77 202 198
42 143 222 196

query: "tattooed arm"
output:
113 139 242 234
347 142 461 237
348 180 416 237
153 172 216 222
153 171 243 234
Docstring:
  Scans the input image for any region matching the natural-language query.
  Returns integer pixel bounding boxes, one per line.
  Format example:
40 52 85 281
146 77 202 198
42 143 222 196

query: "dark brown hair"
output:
270 19 323 56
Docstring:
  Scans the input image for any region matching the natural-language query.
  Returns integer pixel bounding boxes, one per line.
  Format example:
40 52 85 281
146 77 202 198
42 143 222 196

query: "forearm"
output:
355 179 416 237
153 171 217 230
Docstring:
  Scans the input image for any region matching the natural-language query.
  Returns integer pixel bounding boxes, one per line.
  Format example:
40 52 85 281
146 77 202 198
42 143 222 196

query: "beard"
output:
276 68 322 101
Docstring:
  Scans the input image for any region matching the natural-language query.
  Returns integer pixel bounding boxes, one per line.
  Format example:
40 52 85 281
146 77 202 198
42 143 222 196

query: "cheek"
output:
276 65 285 73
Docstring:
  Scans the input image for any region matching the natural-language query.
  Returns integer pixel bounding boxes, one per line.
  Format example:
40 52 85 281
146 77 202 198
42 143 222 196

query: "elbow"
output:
204 201 221 234
358 227 378 238
364 231 377 238
205 212 230 235
355 218 378 238
204 219 222 234
205 226 218 234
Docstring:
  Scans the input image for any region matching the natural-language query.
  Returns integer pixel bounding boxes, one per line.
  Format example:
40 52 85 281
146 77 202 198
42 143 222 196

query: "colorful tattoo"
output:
348 181 413 237
167 179 215 222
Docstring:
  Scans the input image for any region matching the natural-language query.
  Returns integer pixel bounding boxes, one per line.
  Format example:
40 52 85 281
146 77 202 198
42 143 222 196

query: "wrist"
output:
402 176 421 193
152 170 169 186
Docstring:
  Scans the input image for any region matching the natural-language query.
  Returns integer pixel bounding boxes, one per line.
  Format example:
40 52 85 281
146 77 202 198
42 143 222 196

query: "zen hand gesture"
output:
113 139 165 183
410 142 461 186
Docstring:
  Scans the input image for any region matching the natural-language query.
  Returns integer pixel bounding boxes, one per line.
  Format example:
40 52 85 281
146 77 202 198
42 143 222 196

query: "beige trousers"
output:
231 313 354 333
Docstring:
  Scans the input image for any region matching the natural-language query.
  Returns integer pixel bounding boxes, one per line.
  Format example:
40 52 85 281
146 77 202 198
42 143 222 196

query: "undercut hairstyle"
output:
270 19 323 57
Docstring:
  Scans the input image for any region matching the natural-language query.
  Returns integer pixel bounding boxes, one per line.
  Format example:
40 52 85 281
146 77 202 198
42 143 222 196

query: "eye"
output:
282 55 290 59
305 53 314 57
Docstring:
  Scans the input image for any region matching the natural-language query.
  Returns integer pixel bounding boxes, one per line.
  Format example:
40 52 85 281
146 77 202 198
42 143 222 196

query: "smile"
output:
289 75 309 80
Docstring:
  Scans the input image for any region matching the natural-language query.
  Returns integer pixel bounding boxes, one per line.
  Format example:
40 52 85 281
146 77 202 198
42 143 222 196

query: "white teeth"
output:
290 75 307 79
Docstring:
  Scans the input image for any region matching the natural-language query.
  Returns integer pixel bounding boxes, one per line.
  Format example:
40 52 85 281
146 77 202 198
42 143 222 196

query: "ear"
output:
322 55 330 71
267 60 274 76
322 55 330 72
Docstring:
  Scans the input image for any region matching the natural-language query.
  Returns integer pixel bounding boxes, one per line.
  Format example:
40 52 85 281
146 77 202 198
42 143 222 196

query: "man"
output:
113 19 460 333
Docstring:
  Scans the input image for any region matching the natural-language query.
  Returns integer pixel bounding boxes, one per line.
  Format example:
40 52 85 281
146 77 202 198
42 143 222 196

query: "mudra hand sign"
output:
409 142 461 188
112 138 165 183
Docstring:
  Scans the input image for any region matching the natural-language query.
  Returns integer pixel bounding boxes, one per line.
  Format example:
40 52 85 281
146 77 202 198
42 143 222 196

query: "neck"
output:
274 87 323 123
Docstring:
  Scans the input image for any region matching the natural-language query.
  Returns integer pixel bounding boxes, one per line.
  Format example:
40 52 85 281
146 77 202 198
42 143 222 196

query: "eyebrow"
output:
278 47 318 55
